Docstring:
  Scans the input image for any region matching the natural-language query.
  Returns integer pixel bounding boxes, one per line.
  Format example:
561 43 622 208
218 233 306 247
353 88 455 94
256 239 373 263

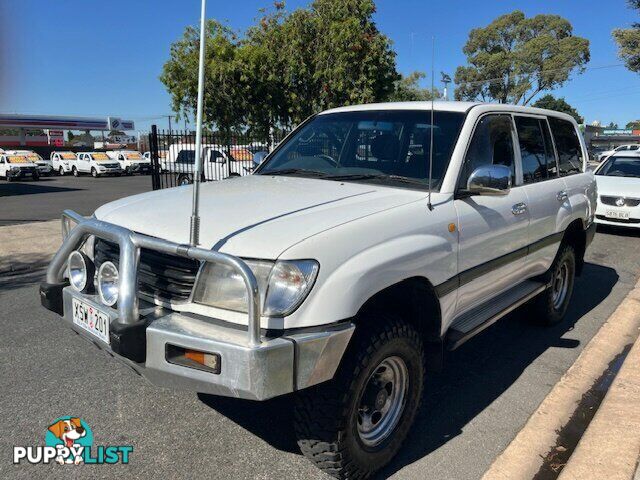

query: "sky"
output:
1 0 639 132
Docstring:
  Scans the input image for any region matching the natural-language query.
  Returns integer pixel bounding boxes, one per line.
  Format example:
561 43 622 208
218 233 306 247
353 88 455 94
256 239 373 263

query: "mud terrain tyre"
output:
294 314 424 479
533 244 576 325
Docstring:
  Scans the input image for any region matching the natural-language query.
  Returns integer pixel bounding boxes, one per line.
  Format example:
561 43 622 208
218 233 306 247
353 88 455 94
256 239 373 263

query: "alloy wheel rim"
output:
552 262 569 310
356 356 409 448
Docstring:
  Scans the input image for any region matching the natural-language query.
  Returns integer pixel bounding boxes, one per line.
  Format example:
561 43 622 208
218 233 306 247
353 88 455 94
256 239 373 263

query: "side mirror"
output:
253 151 268 166
467 164 512 196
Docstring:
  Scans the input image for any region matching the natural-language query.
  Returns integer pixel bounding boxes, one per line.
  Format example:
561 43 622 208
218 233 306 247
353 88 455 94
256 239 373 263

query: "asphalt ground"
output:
0 223 638 479
0 174 152 226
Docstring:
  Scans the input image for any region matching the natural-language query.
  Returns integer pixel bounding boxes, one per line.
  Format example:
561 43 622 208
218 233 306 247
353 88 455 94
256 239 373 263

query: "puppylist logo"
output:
13 417 133 465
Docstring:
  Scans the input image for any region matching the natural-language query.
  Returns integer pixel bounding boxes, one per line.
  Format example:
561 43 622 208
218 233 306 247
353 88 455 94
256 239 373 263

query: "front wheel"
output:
58 167 65 176
294 314 424 479
533 244 576 325
72 167 79 177
91 167 99 178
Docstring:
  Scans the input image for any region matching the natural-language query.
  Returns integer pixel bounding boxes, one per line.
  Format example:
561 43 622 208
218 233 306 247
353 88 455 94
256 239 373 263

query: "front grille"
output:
596 215 640 224
94 238 200 302
600 196 640 207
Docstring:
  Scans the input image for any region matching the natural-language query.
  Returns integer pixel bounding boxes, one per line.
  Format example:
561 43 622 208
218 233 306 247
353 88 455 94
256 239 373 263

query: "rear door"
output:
453 113 531 315
514 115 567 276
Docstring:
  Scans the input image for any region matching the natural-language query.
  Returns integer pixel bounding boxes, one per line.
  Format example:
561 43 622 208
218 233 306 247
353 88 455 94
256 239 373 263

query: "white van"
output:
51 151 78 176
0 153 40 181
106 150 151 175
165 143 254 185
71 152 122 177
6 150 53 176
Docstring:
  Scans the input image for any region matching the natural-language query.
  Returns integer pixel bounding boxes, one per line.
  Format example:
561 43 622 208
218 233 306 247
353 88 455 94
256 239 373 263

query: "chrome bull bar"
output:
47 209 262 347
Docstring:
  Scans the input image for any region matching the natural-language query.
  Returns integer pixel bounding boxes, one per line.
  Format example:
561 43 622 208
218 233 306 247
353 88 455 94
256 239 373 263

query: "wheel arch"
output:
355 276 444 371
561 219 587 276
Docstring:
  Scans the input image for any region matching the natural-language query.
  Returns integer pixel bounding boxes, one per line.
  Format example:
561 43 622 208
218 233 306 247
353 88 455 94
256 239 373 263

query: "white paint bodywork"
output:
69 152 122 175
92 102 595 335
594 157 640 228
51 151 77 174
107 150 151 171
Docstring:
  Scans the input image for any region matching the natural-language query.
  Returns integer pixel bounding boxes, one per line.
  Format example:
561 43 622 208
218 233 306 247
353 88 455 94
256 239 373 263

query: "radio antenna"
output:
189 0 207 246
427 35 435 211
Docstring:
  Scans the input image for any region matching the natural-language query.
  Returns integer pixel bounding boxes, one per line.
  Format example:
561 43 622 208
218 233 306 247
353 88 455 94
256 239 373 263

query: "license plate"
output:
72 298 110 344
605 210 630 219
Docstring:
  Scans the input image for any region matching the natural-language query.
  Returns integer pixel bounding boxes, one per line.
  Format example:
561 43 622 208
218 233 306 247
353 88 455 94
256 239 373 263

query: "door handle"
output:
557 190 568 202
511 202 528 216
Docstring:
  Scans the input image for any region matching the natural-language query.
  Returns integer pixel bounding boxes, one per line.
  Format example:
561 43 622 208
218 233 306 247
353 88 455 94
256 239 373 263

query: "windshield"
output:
256 110 465 189
596 156 640 178
91 152 110 162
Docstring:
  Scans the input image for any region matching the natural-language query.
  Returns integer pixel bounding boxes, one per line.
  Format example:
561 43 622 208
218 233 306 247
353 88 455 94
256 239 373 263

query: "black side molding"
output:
39 281 68 315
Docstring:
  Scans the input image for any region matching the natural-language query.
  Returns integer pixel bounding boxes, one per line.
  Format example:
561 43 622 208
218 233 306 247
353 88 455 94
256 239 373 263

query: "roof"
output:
318 101 579 123
320 101 480 114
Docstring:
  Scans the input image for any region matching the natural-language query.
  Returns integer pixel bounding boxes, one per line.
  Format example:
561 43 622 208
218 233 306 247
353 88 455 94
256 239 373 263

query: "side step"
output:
446 280 548 350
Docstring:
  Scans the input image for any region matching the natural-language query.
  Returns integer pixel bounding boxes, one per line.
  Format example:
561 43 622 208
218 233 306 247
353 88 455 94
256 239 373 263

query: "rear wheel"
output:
177 173 192 186
294 314 424 479
533 244 575 325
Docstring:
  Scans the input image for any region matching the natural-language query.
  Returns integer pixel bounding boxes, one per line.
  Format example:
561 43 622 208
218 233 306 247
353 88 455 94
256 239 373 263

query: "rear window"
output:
548 117 583 176
515 116 558 184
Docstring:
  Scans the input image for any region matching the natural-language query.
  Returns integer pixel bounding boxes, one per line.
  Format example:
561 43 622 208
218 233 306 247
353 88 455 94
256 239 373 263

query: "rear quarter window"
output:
548 117 583 176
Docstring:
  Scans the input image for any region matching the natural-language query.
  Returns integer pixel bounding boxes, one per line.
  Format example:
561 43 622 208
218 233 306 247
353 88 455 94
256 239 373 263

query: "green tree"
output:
626 120 640 129
160 0 399 135
531 94 583 123
454 11 590 105
388 71 439 101
160 20 248 139
614 0 640 73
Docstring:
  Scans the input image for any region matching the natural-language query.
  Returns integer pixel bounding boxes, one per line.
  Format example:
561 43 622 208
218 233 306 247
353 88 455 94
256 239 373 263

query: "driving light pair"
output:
67 251 119 306
193 259 319 317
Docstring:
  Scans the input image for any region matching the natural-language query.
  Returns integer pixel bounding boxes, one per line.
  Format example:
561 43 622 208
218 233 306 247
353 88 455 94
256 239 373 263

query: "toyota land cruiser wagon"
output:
41 101 596 479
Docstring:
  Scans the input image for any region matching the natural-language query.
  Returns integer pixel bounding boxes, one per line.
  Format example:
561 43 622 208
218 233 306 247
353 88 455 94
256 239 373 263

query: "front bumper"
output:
8 168 38 178
40 211 354 400
595 203 640 228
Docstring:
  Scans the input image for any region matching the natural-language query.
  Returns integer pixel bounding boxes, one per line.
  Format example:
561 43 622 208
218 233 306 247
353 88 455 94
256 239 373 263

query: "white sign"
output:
107 117 123 131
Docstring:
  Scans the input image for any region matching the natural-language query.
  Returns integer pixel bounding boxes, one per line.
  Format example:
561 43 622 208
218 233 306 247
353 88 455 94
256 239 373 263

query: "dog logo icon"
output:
46 417 92 465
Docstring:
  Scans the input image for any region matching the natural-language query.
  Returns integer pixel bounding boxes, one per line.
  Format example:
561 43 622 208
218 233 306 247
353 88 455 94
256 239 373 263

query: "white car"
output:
41 101 595 479
5 149 53 176
165 143 254 184
594 152 640 228
597 144 640 162
70 152 122 177
51 151 78 176
107 150 151 175
0 153 40 181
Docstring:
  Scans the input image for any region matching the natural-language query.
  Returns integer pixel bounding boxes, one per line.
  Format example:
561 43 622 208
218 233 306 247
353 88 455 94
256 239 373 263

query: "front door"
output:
454 113 530 316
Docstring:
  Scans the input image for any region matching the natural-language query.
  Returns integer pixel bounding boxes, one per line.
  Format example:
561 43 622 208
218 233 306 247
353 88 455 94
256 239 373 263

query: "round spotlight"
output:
97 261 119 307
68 251 94 293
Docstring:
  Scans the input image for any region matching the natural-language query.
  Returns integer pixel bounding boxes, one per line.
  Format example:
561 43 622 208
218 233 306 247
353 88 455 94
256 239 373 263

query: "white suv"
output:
41 102 596 479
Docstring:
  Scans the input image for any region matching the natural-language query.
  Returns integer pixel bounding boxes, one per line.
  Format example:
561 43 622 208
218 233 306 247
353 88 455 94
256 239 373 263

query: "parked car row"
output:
0 149 152 181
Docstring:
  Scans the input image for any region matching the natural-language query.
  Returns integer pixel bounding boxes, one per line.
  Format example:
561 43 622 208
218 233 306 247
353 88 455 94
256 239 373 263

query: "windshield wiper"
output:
264 168 330 178
327 173 428 186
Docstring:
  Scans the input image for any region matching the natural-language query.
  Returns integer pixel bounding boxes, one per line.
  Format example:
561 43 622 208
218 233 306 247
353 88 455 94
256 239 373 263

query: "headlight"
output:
68 251 94 293
97 261 119 306
10 166 20 172
193 259 319 316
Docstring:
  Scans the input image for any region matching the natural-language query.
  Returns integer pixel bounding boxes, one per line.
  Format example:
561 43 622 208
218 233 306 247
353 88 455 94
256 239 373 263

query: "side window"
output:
514 116 557 184
548 117 583 176
459 114 515 189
